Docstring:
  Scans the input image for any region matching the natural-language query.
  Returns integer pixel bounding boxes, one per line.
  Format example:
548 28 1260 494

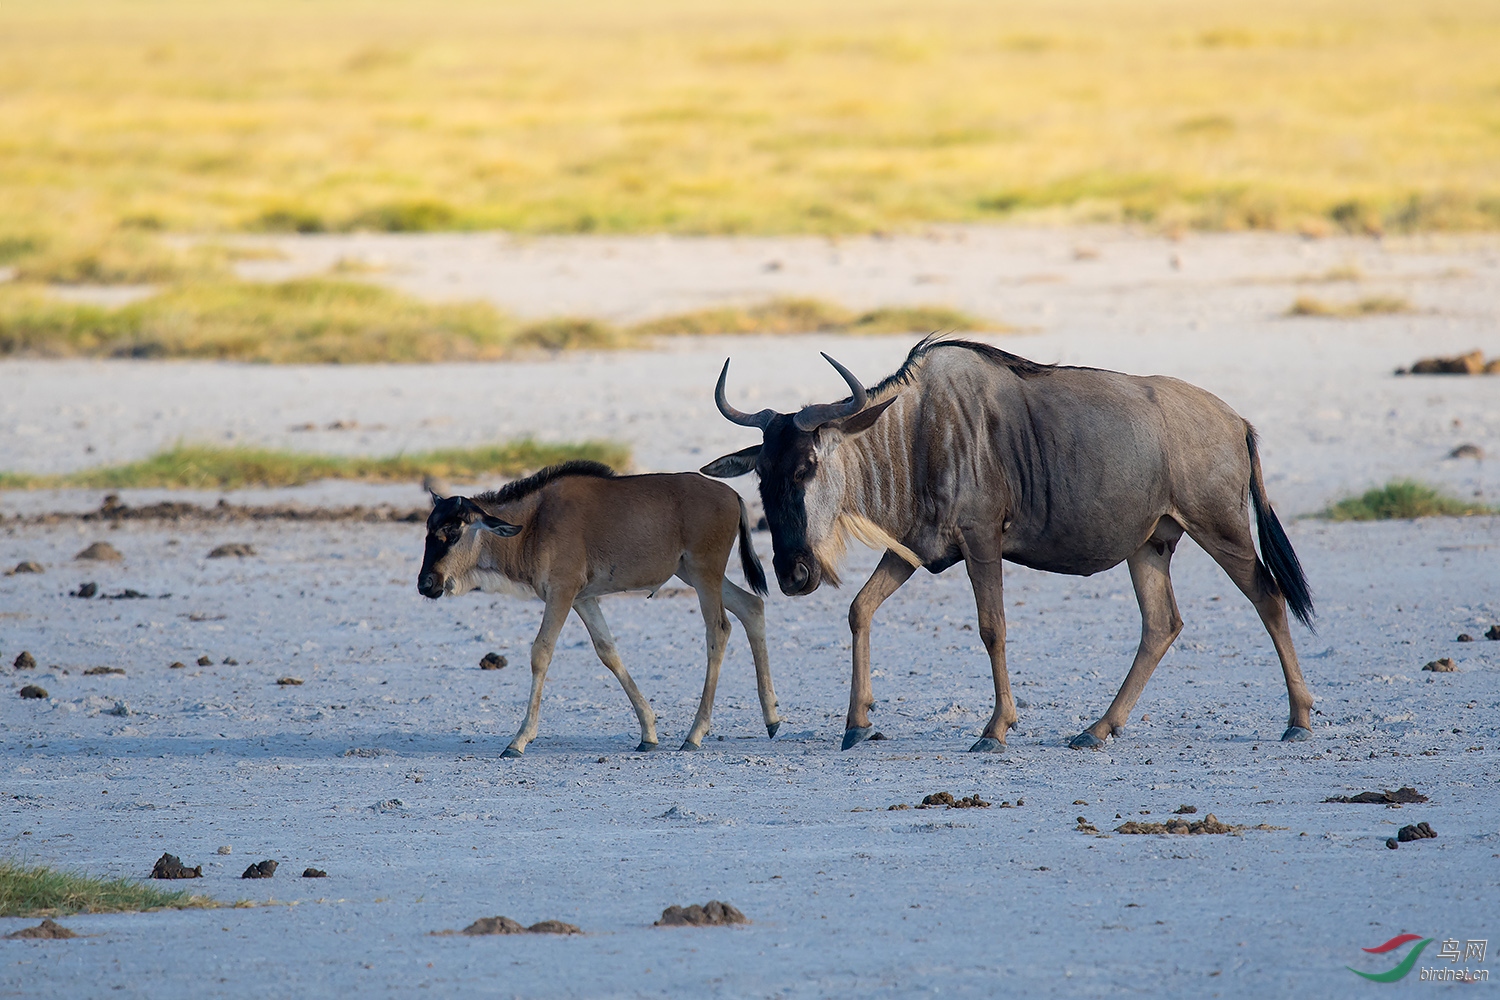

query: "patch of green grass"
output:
1321 480 1495 521
0 282 1004 362
0 859 214 917
2 440 631 491
1287 294 1411 317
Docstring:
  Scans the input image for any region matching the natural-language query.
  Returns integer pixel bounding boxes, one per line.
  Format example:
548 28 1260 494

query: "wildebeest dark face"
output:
703 356 896 597
417 495 520 599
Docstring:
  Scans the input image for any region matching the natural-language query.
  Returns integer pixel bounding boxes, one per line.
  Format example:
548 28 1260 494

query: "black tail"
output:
736 497 768 597
1246 428 1315 630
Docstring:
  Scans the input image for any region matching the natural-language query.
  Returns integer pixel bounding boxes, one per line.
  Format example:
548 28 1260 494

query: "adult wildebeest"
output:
703 337 1314 752
417 461 782 755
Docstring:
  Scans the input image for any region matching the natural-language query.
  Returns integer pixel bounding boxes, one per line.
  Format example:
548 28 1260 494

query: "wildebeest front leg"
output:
843 550 917 750
573 597 659 752
1072 532 1184 749
720 580 783 738
504 594 573 758
961 529 1015 753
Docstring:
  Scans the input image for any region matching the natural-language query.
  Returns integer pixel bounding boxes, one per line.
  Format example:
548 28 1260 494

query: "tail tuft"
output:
1247 429 1315 630
737 497 769 596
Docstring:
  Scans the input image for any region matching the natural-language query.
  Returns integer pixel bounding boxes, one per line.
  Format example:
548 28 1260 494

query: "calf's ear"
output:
479 516 522 537
701 445 761 479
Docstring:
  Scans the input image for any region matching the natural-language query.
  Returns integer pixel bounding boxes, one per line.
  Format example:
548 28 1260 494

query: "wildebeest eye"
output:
441 524 461 542
793 461 815 484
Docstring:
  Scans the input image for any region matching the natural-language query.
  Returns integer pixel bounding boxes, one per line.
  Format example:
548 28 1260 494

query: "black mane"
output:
472 460 616 508
868 335 1062 398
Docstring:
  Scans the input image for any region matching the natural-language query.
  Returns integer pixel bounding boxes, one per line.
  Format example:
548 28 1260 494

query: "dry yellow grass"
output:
1 0 1498 270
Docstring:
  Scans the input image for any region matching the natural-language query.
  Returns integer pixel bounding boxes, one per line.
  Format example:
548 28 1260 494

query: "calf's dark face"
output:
417 496 519 599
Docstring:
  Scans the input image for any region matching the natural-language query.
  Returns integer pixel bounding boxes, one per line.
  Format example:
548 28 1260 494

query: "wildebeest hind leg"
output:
961 530 1015 753
677 563 732 750
505 593 573 758
844 551 916 749
1072 535 1183 749
720 580 783 738
574 597 658 751
1186 520 1314 741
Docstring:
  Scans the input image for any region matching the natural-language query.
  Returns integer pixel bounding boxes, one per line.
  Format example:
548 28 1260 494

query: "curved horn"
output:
793 352 868 431
714 359 776 430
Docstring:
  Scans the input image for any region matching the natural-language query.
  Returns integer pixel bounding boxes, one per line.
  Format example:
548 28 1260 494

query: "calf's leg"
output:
504 592 574 757
720 580 782 737
1072 524 1184 749
677 561 732 750
843 550 916 749
574 597 659 751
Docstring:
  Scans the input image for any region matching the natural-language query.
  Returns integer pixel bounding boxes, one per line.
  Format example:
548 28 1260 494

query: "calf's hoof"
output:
679 740 701 752
501 747 524 759
841 726 873 751
1281 726 1313 742
968 737 1005 753
635 741 658 753
1068 731 1105 750
766 721 781 739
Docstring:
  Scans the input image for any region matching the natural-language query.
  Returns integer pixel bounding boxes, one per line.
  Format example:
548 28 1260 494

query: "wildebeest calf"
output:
417 461 781 755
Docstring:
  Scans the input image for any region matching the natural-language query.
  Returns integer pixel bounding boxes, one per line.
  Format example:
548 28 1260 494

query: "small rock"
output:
1486 625 1500 641
1076 816 1099 833
71 582 97 598
1173 805 1198 814
919 792 955 808
1396 822 1437 843
461 916 527 935
7 561 44 575
1448 443 1485 460
1422 658 1458 673
887 803 910 811
207 543 256 559
277 676 304 686
655 901 747 927
526 920 582 935
217 846 232 855
19 685 48 699
83 666 125 676
105 700 129 717
5 919 77 940
151 853 202 879
196 655 212 666
221 657 238 665
75 542 123 562
302 868 328 878
480 652 507 670
1073 799 1089 805
1408 350 1487 375
14 651 36 670
1386 837 1399 850
169 661 186 669
1457 634 1475 642
241 859 278 879
1325 787 1428 805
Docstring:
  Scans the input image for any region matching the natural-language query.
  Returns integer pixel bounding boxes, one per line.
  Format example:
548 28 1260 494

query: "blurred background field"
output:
2 0 1498 261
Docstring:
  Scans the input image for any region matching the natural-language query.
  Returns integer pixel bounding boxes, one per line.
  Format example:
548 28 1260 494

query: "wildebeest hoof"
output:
1281 726 1312 742
679 740 701 751
968 737 1005 753
1068 732 1106 750
501 747 524 758
766 721 781 739
635 741 658 752
841 727 873 751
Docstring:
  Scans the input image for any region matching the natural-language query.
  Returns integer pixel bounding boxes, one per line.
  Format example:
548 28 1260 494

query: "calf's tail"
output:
737 497 769 597
1246 427 1315 630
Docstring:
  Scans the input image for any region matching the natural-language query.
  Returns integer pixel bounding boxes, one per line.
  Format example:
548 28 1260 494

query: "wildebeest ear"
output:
428 490 444 506
478 516 522 537
700 445 761 478
834 396 897 436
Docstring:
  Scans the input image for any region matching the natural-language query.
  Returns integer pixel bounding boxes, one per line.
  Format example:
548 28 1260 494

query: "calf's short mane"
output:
472 460 616 508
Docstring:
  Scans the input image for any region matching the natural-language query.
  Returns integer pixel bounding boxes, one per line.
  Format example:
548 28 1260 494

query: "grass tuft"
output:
1287 294 1411 318
1321 480 1495 521
0 859 214 917
3 440 631 491
0 282 1002 363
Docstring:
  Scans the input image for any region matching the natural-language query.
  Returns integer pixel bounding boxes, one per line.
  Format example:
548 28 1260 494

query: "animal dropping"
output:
479 652 507 670
1422 658 1457 673
706 338 1317 752
417 462 782 755
75 541 122 562
656 901 747 926
14 651 36 670
151 853 202 879
241 859 278 879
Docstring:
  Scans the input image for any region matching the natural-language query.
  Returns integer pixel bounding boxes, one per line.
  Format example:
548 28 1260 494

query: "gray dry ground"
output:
2 227 1499 998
